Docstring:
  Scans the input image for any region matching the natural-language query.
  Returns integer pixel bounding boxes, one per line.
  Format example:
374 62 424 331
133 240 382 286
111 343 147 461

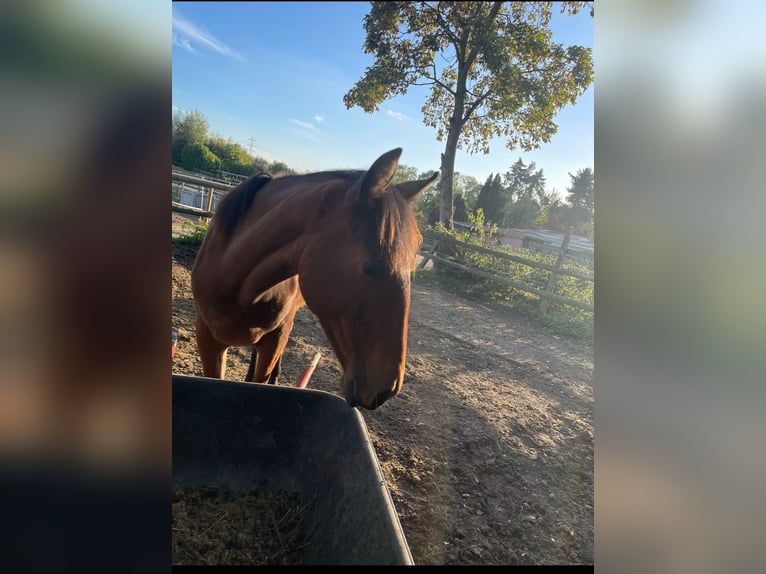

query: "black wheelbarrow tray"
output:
172 374 414 565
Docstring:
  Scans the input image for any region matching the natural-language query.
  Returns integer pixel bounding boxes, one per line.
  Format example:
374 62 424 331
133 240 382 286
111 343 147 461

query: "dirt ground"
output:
171 215 593 565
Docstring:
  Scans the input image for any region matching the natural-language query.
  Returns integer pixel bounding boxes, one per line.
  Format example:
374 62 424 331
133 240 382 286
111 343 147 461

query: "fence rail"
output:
172 171 234 219
172 172 236 191
171 202 214 218
418 229 593 313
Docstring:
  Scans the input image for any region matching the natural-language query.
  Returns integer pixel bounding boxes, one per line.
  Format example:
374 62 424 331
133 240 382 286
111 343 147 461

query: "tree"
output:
344 1 593 229
502 157 546 228
180 142 219 173
172 109 209 165
393 163 421 185
268 161 292 174
504 195 540 229
412 170 442 226
537 188 563 227
474 173 505 224
206 136 256 176
558 167 594 237
252 156 271 174
453 173 482 212
453 193 468 222
503 158 546 203
566 167 594 214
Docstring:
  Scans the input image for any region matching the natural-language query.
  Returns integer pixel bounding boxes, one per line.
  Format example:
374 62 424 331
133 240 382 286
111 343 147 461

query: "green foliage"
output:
453 193 468 222
414 185 440 227
180 142 220 173
504 158 546 202
536 188 563 227
172 110 296 178
252 156 270 174
501 157 546 228
173 109 210 164
474 173 506 224
542 167 594 238
393 164 420 185
268 161 292 175
172 221 209 247
206 136 255 176
567 167 594 211
344 2 594 227
455 174 483 212
504 196 540 229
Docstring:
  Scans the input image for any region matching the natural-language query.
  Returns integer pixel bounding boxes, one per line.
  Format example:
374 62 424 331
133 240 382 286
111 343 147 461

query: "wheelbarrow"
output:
172 374 414 565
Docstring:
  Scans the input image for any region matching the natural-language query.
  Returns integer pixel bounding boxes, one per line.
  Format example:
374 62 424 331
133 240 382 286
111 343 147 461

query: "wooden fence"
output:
171 171 232 219
418 228 593 314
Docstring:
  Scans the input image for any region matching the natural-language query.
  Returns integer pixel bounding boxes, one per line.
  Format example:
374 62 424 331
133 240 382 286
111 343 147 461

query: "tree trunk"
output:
437 1 501 230
438 108 466 230
438 138 457 229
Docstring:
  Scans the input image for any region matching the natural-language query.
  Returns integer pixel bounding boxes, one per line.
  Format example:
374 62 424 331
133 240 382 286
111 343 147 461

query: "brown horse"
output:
190 148 437 410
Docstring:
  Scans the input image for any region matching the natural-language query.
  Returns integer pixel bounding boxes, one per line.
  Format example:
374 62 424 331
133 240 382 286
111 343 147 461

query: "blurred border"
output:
596 1 765 573
1 2 171 571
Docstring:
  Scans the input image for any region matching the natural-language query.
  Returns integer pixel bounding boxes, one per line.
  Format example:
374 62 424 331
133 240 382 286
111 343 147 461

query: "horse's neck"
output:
219 186 328 306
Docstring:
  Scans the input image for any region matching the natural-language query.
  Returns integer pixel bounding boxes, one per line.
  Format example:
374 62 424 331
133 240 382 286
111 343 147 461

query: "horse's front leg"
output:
251 317 295 385
195 315 229 379
246 348 281 384
245 348 257 382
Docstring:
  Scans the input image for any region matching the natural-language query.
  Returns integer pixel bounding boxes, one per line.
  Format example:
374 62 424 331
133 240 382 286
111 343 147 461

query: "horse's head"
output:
298 148 437 410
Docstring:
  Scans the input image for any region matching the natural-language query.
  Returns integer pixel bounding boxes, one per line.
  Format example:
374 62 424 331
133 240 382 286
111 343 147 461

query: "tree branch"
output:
425 60 455 96
462 90 493 123
464 1 504 72
423 2 462 51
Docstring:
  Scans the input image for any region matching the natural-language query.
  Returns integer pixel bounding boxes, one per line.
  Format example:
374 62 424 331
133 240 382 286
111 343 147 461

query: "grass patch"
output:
173 221 209 247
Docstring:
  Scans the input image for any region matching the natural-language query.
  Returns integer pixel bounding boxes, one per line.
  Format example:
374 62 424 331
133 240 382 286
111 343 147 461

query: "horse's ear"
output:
397 172 439 201
359 148 402 201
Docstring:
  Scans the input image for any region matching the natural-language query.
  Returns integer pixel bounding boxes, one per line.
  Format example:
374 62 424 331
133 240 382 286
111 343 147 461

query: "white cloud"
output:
386 110 410 121
314 115 327 124
287 118 323 144
288 118 320 132
171 12 245 61
172 33 196 54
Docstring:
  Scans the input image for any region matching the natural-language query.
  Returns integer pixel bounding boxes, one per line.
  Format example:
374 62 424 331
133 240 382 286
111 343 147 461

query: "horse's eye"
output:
363 262 384 278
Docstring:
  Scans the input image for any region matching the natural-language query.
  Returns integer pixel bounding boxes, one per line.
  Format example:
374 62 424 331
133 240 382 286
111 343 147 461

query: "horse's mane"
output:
214 173 272 236
363 188 422 274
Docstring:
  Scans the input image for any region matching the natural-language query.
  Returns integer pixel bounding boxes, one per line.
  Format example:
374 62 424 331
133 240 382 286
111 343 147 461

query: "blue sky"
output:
172 2 593 195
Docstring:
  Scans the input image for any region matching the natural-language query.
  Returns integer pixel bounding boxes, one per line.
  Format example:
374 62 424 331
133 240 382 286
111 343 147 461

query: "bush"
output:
180 143 220 173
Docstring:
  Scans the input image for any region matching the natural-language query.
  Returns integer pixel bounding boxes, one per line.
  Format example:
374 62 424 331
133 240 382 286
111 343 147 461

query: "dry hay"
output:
172 483 309 565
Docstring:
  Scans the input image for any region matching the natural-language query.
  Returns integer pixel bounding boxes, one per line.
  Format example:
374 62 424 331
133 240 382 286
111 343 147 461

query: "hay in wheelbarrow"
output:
172 482 308 565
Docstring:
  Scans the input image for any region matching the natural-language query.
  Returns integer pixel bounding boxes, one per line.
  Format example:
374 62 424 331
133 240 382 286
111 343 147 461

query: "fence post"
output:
540 227 572 314
204 187 215 223
418 237 441 269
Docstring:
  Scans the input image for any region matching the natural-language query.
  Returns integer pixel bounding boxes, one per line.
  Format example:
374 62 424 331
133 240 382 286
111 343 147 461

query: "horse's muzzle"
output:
343 377 398 410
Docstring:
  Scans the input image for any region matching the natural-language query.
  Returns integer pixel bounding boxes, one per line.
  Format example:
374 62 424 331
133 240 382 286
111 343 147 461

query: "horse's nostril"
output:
375 389 393 407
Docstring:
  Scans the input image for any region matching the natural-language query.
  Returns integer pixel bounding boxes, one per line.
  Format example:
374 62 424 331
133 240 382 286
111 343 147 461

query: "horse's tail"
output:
214 172 272 237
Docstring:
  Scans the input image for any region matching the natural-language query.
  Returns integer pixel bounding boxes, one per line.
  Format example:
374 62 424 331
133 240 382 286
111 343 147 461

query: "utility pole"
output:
246 136 257 155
